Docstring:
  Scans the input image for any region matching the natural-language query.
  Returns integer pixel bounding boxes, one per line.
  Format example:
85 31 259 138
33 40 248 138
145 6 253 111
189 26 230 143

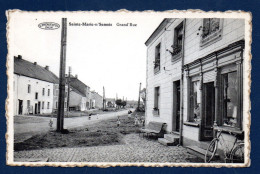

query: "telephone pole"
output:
137 82 141 111
67 66 71 110
57 18 67 132
103 86 106 110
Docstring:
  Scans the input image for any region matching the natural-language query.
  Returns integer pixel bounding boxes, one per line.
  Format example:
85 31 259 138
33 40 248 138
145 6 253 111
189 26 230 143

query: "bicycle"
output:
205 127 244 163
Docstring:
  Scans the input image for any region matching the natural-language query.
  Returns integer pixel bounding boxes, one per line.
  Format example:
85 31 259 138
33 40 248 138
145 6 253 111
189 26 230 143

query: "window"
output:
28 84 31 93
200 18 222 47
27 100 30 109
42 101 44 109
202 18 220 38
65 102 67 108
222 71 238 128
48 89 50 96
154 43 161 73
35 92 38 99
154 86 160 115
189 80 201 122
56 102 58 109
172 22 183 58
42 88 45 96
47 102 50 109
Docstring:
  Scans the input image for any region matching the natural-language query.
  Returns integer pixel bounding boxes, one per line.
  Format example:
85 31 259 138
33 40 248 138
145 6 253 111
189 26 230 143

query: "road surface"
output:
14 110 129 143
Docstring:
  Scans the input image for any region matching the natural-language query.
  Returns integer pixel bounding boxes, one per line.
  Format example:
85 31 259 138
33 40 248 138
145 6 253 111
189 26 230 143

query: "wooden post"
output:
57 18 67 132
67 66 71 110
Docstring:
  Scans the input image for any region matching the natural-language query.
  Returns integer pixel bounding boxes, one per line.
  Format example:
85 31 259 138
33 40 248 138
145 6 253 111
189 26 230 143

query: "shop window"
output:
200 18 223 47
189 80 201 123
154 43 161 74
222 71 239 128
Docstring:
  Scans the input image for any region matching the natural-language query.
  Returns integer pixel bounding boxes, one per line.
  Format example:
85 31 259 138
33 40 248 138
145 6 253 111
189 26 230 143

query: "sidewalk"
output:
14 134 203 163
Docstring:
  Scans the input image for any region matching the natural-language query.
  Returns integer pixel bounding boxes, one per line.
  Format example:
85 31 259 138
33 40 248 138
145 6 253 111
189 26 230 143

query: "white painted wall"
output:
13 74 54 115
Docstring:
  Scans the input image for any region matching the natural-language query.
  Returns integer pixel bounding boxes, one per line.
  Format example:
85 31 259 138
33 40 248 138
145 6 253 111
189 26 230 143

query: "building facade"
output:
66 75 91 111
13 55 59 115
145 18 245 157
90 91 103 109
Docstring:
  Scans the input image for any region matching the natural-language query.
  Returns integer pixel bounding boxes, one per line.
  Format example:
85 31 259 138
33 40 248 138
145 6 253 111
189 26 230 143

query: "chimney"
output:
18 55 22 59
75 74 78 78
34 62 37 65
45 66 49 70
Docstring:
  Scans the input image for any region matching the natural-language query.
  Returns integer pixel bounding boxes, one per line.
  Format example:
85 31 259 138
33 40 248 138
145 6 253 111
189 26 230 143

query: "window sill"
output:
213 125 243 134
200 29 222 48
154 67 160 75
183 121 200 127
171 52 182 63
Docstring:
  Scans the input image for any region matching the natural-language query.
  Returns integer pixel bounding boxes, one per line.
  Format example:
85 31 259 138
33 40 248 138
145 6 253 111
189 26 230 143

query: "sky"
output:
9 12 165 100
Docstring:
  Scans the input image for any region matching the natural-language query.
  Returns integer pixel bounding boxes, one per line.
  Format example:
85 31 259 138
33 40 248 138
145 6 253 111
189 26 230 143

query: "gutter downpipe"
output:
179 19 186 145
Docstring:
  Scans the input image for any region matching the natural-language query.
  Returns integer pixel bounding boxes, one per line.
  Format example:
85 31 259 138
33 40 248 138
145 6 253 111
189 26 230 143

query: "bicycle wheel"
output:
231 143 244 163
205 138 218 163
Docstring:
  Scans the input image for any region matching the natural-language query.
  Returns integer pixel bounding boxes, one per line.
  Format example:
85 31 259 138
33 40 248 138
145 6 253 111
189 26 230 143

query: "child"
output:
117 116 121 127
49 116 54 129
134 115 139 126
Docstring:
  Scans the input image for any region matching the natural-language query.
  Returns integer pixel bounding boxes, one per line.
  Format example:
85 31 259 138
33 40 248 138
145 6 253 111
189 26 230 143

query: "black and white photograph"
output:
6 11 251 167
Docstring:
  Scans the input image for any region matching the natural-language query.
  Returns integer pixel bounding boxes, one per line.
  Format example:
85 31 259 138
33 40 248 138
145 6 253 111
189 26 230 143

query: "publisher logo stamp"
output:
38 22 60 30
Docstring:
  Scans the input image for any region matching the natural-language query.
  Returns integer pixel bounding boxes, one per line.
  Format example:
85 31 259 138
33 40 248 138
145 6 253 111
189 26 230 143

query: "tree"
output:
121 101 127 108
116 99 122 109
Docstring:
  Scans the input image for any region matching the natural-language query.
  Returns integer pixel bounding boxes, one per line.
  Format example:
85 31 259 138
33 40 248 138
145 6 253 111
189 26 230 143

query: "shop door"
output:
18 100 23 115
201 82 215 141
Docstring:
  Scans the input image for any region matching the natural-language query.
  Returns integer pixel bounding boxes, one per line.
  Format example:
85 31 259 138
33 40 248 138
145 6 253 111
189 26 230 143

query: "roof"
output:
145 18 173 46
14 56 59 84
67 76 88 97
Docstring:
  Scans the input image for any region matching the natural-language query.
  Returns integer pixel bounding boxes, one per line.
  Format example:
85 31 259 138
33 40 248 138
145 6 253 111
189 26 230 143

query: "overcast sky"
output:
9 12 165 100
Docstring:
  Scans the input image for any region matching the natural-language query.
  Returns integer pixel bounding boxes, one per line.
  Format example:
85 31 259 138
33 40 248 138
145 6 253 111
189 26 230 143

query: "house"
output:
90 91 103 109
145 18 245 159
106 98 116 108
13 55 59 115
66 75 90 111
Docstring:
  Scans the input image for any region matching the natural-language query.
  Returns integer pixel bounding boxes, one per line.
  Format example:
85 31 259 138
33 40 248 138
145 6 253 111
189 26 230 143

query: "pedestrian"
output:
89 113 92 120
49 115 54 130
134 115 139 126
128 110 132 119
117 116 121 127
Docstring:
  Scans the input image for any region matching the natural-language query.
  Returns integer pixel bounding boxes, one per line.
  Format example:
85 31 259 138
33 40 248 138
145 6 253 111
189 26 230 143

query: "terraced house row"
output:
13 55 103 115
145 18 245 159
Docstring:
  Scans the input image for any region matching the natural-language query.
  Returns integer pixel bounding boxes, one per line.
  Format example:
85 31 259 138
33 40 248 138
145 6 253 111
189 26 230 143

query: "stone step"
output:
158 138 177 146
186 146 219 161
164 134 179 142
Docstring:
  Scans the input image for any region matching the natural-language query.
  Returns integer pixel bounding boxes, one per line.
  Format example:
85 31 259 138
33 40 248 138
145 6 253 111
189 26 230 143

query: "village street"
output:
14 134 202 163
14 110 129 143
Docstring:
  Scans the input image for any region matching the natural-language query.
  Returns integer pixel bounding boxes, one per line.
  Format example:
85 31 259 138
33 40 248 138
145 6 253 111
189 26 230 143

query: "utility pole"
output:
67 66 71 110
103 86 106 110
57 18 67 132
137 82 141 111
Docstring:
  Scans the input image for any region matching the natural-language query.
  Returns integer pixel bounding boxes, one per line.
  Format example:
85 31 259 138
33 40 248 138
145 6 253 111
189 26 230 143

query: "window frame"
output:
188 78 201 123
153 86 160 116
28 84 31 93
172 21 184 62
154 43 161 74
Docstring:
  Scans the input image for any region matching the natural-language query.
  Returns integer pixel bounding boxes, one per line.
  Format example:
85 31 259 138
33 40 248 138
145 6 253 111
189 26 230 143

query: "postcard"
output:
6 10 251 167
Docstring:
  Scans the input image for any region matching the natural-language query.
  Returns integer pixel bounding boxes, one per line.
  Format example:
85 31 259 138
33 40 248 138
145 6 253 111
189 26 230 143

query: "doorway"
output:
35 103 37 114
38 101 41 114
173 80 181 132
201 82 215 141
18 100 23 115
